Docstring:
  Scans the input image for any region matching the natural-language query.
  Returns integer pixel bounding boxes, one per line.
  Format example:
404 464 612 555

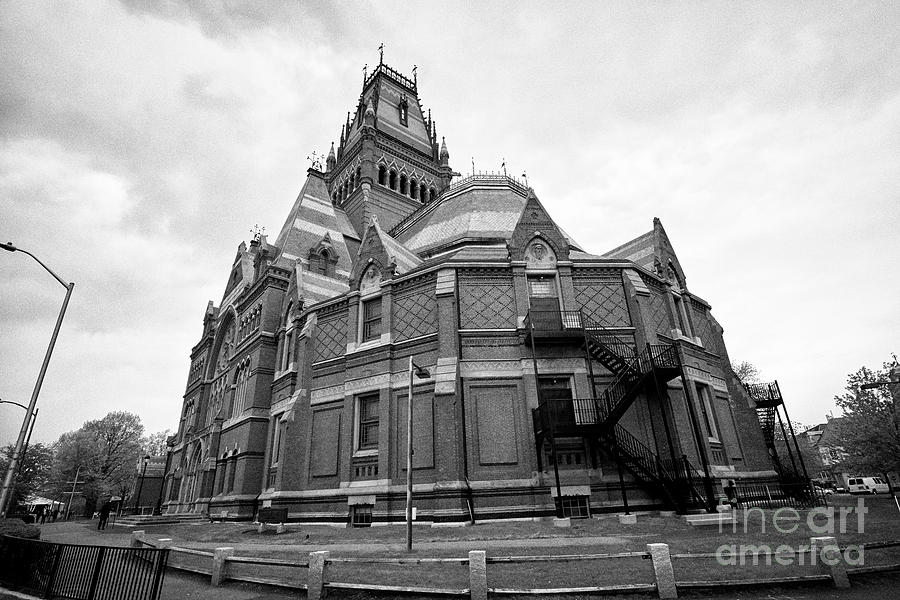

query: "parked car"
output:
847 476 890 494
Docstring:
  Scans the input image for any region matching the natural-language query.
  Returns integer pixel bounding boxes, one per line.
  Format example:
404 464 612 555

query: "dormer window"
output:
398 97 409 127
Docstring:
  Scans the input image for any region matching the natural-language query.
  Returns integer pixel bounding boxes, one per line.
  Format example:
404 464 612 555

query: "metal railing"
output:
0 535 168 600
745 381 783 407
733 480 825 509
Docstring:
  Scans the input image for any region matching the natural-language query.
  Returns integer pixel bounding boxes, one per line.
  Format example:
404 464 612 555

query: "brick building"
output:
163 61 781 523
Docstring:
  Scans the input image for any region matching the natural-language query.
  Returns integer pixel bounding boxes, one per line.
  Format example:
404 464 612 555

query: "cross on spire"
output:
378 42 384 64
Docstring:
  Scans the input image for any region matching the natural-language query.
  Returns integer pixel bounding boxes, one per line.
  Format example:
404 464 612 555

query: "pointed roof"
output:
343 63 433 156
359 218 422 275
602 217 687 285
271 170 356 302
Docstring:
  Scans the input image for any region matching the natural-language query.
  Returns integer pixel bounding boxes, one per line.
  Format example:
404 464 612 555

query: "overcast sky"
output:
2 1 898 447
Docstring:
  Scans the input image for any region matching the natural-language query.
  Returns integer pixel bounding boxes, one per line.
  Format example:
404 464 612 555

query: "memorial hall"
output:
164 60 787 524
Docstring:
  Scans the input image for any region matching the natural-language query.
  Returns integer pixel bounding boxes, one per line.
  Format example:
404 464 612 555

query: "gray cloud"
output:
2 0 898 446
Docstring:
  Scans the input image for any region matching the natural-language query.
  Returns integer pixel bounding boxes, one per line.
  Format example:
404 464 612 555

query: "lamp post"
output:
406 357 430 552
135 454 150 515
0 242 74 518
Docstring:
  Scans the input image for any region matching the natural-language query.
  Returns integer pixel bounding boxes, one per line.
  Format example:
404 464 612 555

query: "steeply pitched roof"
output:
272 170 354 302
602 217 686 286
360 218 422 276
344 64 433 157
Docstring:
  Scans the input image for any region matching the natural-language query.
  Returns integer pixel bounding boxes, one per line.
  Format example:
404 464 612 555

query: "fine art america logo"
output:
715 499 867 566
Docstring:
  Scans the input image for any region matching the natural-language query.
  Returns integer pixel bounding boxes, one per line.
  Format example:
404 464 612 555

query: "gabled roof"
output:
602 217 687 287
359 218 422 276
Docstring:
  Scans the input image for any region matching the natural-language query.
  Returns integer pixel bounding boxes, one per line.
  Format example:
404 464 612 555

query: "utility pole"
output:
65 466 81 521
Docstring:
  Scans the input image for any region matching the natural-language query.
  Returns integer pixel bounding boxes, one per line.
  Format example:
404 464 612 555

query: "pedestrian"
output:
39 506 47 525
98 502 111 530
51 508 59 522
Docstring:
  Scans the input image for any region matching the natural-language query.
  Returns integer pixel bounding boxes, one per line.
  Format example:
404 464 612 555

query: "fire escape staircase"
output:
528 310 712 512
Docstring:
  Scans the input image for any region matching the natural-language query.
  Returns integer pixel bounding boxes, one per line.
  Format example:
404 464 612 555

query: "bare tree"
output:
731 360 761 385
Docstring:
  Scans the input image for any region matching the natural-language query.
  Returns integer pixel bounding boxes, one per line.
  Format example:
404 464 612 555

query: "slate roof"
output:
344 64 433 157
368 218 422 275
272 171 353 303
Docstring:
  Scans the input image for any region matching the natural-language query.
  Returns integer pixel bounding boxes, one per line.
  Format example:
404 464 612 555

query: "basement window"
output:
555 495 590 519
351 504 373 527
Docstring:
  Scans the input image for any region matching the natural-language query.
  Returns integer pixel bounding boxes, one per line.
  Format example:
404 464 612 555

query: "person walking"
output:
98 501 111 530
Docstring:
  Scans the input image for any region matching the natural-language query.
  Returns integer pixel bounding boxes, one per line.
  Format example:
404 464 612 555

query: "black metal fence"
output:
0 535 168 600
733 480 826 509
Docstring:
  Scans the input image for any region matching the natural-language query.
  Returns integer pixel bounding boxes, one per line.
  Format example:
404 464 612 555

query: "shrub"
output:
0 518 41 540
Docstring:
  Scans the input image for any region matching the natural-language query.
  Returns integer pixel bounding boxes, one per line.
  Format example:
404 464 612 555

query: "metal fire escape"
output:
526 310 713 514
744 381 809 482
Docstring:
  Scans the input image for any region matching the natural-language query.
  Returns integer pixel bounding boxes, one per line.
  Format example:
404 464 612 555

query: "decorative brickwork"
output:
690 302 716 352
573 269 630 327
459 269 517 329
392 275 437 341
314 311 347 362
642 276 671 336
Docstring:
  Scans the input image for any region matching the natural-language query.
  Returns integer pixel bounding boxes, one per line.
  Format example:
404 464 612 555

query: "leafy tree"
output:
52 412 144 516
731 360 761 385
143 430 172 456
0 442 54 512
833 360 900 478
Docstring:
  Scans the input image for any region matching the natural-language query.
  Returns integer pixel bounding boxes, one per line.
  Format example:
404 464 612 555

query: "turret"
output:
326 142 336 172
440 136 450 166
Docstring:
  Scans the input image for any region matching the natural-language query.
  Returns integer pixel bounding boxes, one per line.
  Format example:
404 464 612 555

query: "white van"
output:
847 476 890 494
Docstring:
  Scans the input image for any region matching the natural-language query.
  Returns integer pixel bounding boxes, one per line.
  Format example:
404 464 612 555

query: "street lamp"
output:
135 454 150 515
406 357 430 552
0 242 75 518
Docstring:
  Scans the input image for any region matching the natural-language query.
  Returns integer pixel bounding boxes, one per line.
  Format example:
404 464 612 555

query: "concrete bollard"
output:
618 513 637 524
130 530 145 548
468 550 487 600
647 543 677 599
811 536 850 589
155 538 172 549
211 547 234 587
307 550 329 600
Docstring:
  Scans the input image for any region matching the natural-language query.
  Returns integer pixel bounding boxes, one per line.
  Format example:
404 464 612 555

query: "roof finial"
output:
326 142 336 172
378 42 384 65
440 136 449 165
363 63 367 83
412 64 417 84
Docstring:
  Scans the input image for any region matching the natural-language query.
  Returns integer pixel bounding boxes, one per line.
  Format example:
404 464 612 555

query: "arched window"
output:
349 174 355 191
378 165 387 185
429 187 437 202
400 175 408 195
356 167 362 187
389 170 397 190
410 178 418 199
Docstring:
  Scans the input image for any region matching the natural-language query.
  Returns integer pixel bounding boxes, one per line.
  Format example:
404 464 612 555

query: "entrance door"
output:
539 376 574 427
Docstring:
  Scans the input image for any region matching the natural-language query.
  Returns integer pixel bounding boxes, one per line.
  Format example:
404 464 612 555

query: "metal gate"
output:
0 535 168 600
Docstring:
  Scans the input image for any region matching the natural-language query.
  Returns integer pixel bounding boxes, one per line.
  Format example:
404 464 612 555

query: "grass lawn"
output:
131 494 900 596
